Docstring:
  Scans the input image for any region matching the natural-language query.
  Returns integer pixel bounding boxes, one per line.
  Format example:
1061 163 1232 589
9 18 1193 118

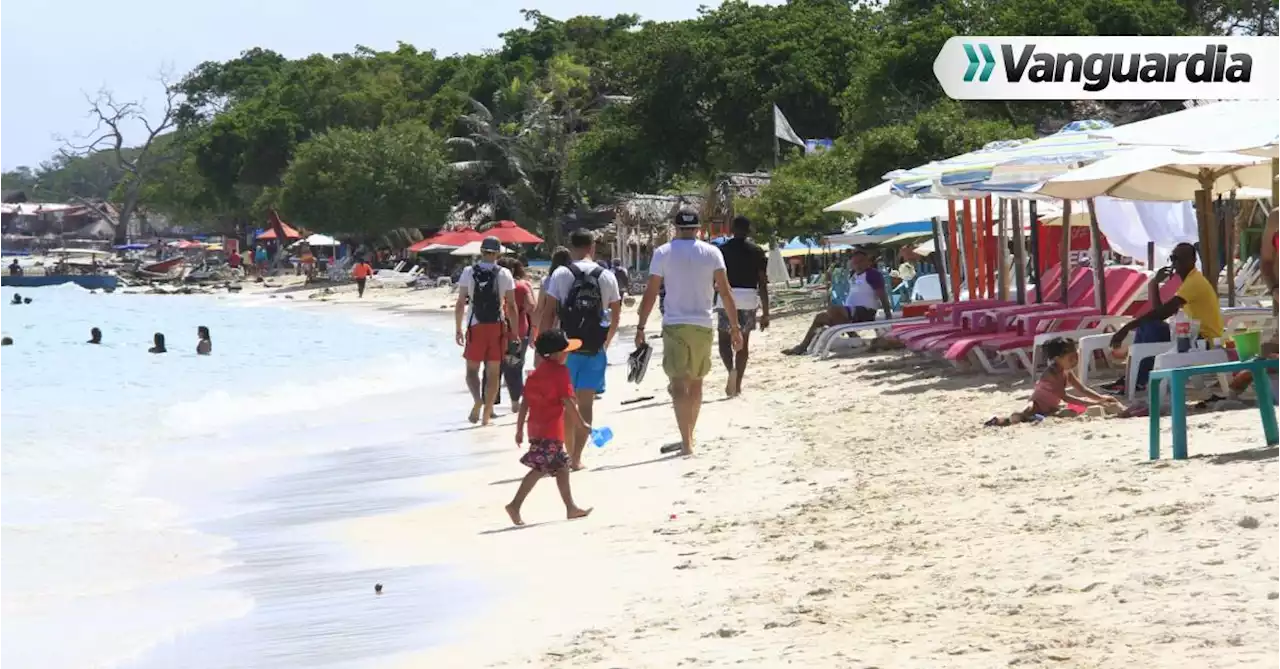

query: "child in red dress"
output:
506 329 593 526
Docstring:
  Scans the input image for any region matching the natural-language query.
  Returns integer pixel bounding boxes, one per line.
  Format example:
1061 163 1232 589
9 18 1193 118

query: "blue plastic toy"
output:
591 427 613 448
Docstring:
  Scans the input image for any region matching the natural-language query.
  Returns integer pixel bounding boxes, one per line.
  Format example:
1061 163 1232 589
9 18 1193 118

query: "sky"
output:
0 0 775 171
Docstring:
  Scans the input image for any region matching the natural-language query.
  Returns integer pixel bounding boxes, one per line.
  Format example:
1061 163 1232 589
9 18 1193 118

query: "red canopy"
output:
483 220 543 245
407 228 485 252
257 222 301 240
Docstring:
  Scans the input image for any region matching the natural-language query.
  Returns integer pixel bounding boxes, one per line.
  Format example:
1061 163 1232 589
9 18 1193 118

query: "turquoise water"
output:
1 286 487 669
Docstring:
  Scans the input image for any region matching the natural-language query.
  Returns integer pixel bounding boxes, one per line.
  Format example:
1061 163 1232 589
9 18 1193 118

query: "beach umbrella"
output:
421 228 485 249
1087 101 1278 157
823 181 895 215
113 243 149 251
482 220 544 245
1036 148 1271 202
1039 147 1271 285
256 222 301 240
450 240 511 256
294 233 338 247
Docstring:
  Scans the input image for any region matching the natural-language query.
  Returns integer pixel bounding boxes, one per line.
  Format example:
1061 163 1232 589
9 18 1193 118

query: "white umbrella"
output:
1037 148 1271 202
450 240 510 256
46 247 113 256
842 197 949 232
823 181 895 215
297 233 338 247
418 243 459 253
1089 101 1278 157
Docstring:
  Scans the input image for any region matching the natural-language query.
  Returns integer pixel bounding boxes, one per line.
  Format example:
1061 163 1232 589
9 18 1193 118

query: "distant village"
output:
0 191 199 252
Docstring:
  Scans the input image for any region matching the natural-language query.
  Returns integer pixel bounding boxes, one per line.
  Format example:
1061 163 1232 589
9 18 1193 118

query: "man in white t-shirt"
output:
538 228 622 470
634 209 743 456
454 236 520 425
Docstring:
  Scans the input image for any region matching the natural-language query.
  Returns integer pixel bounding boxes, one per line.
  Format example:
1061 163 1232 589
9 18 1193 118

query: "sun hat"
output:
535 329 582 357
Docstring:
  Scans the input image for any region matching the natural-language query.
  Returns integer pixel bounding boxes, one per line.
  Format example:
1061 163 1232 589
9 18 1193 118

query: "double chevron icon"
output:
962 43 996 82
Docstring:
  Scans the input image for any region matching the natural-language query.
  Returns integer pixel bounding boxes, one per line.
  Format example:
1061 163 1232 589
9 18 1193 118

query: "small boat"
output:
2 274 119 291
141 257 185 274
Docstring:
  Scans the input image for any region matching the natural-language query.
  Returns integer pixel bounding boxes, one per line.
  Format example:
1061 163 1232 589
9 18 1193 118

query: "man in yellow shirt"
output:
1105 243 1223 391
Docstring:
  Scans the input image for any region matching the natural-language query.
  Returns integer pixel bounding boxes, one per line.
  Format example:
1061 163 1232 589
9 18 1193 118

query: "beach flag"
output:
773 105 805 147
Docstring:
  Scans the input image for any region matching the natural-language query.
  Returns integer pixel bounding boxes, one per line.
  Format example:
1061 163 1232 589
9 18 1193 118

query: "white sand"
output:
249 278 1278 667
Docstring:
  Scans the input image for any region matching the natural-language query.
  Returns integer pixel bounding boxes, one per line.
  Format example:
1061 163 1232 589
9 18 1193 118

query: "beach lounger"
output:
892 267 1088 349
952 269 1151 374
808 315 932 357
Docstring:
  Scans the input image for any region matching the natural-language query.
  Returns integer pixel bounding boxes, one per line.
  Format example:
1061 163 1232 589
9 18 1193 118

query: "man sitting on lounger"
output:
783 248 892 355
1103 242 1223 393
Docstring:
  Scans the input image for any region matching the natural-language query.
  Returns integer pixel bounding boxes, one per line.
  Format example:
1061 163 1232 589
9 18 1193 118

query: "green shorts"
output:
662 324 714 380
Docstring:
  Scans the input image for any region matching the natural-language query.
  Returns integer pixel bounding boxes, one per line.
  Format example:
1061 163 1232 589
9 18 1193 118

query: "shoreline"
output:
132 279 1280 666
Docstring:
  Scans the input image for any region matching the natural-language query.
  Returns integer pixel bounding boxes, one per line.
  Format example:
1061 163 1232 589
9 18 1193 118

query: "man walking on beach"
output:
539 228 621 470
635 209 742 456
716 215 770 397
455 236 521 425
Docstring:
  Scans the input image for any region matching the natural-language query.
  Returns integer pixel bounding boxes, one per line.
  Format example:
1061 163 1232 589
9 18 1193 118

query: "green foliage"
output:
10 0 1274 239
276 123 456 238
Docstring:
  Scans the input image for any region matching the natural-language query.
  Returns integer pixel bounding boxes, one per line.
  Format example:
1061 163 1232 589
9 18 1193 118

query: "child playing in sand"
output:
986 337 1122 426
506 329 593 526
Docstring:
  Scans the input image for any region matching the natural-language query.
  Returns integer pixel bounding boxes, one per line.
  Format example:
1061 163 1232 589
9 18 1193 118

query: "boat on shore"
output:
2 274 119 291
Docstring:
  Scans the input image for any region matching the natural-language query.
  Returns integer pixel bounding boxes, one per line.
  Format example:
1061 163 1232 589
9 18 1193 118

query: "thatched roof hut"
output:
599 193 705 270
709 172 771 232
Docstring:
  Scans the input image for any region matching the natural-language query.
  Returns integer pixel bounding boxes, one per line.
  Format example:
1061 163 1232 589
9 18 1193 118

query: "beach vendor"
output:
539 229 621 470
783 248 892 355
716 215 770 398
986 337 1122 426
506 329 593 527
1103 243 1223 394
634 209 742 456
454 236 520 425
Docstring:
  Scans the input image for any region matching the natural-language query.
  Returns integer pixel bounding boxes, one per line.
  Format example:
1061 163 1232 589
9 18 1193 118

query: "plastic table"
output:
1148 358 1279 460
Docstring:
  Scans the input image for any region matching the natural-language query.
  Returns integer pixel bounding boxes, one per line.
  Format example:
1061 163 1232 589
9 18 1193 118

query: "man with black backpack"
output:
454 236 521 426
538 228 622 470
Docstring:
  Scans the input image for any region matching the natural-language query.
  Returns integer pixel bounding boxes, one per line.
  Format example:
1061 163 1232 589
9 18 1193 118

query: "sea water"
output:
1 285 488 669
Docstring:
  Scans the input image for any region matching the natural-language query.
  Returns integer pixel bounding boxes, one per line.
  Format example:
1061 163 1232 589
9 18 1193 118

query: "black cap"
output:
534 329 582 357
480 236 502 253
674 209 700 228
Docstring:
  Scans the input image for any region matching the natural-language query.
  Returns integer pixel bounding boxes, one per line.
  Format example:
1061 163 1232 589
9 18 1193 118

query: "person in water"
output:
149 333 167 354
1 336 12 346
88 327 102 344
23 297 31 304
11 293 22 305
196 326 212 355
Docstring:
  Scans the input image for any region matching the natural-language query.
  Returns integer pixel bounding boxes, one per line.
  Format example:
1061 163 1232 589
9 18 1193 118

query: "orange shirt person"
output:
351 259 373 298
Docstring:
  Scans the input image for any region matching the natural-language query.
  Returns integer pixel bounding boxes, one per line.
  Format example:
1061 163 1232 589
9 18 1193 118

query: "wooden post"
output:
962 199 978 299
1086 199 1108 314
930 216 950 302
947 200 962 300
984 196 996 298
1225 192 1236 307
1029 200 1041 303
1194 187 1218 291
971 198 986 298
1011 199 1027 304
996 198 1008 301
1273 158 1279 214
1147 241 1156 270
1059 199 1073 304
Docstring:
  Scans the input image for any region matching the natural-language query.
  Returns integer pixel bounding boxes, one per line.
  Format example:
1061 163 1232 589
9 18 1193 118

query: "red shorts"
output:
464 323 507 363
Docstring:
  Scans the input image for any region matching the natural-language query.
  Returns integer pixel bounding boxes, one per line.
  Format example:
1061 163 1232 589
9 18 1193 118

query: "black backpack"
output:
558 264 607 354
469 264 502 325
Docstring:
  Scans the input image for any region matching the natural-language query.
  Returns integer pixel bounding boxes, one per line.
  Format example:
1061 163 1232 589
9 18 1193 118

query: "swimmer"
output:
88 327 102 344
149 332 167 354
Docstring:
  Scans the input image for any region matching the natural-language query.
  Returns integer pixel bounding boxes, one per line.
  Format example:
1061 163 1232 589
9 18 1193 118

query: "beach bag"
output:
469 264 502 324
559 265 607 354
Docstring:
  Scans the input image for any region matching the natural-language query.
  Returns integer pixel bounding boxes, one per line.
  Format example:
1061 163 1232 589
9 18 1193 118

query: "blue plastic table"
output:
1148 358 1279 460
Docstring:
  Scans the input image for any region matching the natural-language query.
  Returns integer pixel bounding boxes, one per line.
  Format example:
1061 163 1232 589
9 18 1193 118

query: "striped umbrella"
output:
888 120 1119 196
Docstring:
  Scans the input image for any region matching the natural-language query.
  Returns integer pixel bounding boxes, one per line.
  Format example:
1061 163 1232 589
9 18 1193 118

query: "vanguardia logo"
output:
934 37 1276 101
962 43 996 82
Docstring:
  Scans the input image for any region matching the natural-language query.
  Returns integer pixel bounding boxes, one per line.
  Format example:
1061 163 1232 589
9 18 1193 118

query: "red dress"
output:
519 359 573 473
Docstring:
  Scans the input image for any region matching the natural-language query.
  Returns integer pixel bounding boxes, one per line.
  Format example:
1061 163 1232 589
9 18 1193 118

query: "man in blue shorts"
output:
539 228 621 470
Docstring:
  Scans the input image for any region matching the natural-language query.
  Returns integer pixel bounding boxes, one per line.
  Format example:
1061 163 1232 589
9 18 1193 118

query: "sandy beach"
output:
244 278 1277 668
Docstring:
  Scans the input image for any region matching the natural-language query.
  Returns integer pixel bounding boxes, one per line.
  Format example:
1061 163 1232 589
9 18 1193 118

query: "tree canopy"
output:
5 0 1273 242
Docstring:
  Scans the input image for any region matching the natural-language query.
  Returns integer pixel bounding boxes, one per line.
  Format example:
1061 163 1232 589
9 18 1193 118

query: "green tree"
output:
275 123 456 239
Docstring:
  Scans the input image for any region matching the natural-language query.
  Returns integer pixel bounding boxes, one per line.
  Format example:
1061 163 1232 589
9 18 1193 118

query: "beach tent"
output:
482 220 544 245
